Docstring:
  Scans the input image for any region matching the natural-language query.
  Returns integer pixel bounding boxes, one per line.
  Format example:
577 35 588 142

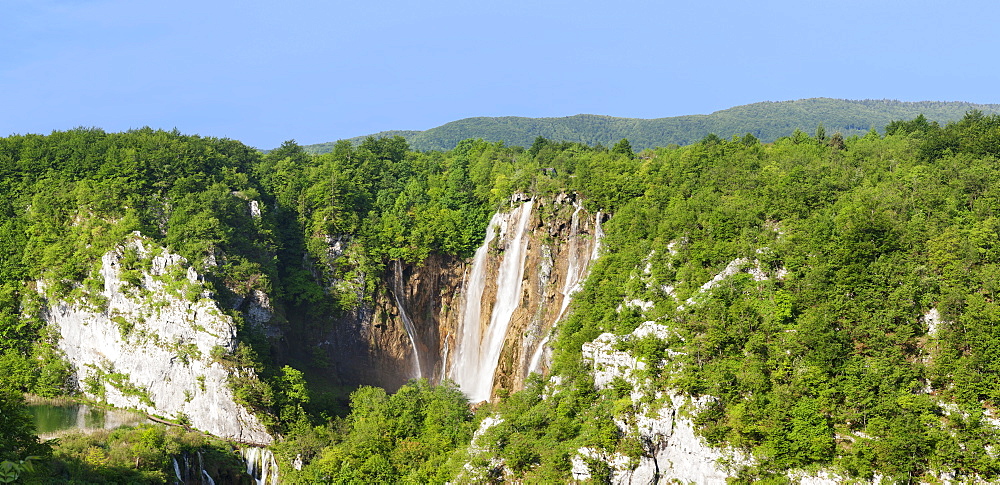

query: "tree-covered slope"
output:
303 98 1000 153
482 113 1000 482
10 111 1000 482
0 129 279 393
282 113 1000 482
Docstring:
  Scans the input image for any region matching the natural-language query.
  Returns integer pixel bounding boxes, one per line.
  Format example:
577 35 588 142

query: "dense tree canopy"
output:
5 112 1000 481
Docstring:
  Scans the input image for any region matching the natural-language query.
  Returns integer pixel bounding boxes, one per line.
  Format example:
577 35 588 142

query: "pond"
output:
27 399 151 438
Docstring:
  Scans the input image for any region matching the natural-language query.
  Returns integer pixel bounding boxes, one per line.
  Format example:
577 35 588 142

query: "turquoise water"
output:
28 402 150 435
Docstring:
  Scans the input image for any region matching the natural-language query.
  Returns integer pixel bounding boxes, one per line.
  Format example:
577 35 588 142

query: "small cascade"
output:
170 450 218 485
439 340 449 383
241 447 279 485
172 457 182 483
391 260 423 378
526 333 551 376
453 200 535 402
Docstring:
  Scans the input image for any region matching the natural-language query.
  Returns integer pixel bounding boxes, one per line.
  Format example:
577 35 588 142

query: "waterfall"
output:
451 212 499 397
391 260 423 378
452 200 535 402
528 205 603 375
558 202 585 319
439 340 449 383
526 333 551 377
171 450 219 485
241 447 279 485
172 457 182 483
591 211 604 261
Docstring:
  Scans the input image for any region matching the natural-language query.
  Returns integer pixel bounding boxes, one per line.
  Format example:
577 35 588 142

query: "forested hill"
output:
11 113 1000 481
302 98 1000 153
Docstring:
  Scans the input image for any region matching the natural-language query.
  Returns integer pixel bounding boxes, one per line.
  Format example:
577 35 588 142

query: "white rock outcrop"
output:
580 321 746 484
42 234 271 444
580 320 849 484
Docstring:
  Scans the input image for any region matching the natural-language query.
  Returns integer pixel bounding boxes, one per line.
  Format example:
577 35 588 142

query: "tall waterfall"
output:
391 260 423 378
452 200 535 402
558 202 586 319
591 210 604 262
527 205 602 375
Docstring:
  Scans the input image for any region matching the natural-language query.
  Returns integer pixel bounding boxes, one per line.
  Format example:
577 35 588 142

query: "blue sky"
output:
3 0 999 149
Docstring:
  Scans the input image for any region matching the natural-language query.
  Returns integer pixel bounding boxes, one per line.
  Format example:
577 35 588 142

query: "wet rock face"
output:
41 235 271 445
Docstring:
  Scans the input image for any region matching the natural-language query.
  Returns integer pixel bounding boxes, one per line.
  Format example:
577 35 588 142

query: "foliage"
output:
280 115 1000 480
273 379 474 483
0 128 280 399
21 424 249 484
10 111 1000 481
0 392 49 463
304 98 1000 152
0 456 39 484
468 370 634 483
543 111 1000 480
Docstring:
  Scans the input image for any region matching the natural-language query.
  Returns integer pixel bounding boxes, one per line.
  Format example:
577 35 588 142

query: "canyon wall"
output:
35 194 603 446
306 250 466 392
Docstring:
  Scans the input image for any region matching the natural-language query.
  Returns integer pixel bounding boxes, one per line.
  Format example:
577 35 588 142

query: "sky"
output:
3 0 1000 149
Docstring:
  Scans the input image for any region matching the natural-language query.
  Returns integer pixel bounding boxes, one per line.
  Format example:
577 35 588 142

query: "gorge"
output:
310 194 604 400
6 119 1000 482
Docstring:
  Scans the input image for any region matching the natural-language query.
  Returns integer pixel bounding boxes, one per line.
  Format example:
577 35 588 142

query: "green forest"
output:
304 98 1000 153
4 111 1000 482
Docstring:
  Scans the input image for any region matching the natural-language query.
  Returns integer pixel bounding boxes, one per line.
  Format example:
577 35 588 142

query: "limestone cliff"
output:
575 321 850 484
39 234 271 445
577 322 750 484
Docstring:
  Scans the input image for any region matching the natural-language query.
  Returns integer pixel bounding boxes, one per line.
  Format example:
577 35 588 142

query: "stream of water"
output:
392 259 423 378
452 200 535 402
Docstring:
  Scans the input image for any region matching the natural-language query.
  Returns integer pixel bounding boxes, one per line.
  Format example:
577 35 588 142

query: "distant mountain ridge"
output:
302 98 1000 153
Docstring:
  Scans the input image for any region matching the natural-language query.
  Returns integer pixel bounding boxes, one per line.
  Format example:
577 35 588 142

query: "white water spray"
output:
452 200 535 402
591 211 604 262
391 260 423 378
439 340 449 382
172 457 182 483
241 447 279 485
451 213 500 396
